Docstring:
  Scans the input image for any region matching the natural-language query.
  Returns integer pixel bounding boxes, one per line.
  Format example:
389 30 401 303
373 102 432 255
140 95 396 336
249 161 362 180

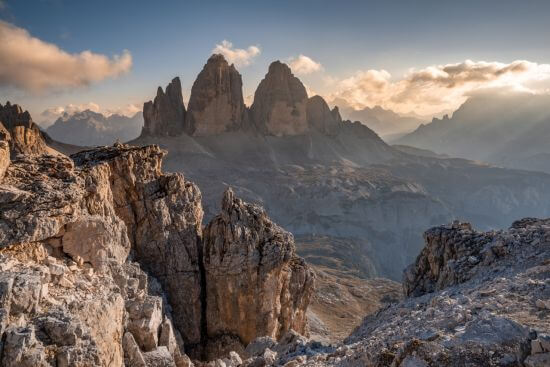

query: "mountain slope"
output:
396 93 550 173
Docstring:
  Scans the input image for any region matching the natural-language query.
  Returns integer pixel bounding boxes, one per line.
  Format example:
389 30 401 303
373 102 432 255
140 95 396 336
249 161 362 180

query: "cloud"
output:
0 21 132 93
327 60 550 116
39 102 141 126
288 55 323 75
212 40 260 67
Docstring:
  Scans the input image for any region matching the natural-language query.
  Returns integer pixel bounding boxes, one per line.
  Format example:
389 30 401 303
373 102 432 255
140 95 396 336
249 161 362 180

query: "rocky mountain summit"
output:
0 102 50 156
250 61 309 136
0 142 314 365
139 55 344 138
142 77 187 136
186 54 247 136
236 219 550 367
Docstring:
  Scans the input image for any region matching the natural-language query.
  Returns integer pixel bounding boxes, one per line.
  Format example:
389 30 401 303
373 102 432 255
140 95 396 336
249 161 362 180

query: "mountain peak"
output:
186 54 246 136
141 77 186 137
250 61 308 136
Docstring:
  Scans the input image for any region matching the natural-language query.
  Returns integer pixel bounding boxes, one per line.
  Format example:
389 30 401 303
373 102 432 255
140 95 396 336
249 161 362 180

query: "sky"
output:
1 0 550 125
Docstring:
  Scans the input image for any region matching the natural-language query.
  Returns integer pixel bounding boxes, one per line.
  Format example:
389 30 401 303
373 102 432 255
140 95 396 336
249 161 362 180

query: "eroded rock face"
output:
142 78 186 136
250 61 309 136
306 96 342 135
0 102 49 156
0 124 9 180
0 141 315 364
242 218 550 366
202 188 314 358
186 54 247 136
71 144 204 351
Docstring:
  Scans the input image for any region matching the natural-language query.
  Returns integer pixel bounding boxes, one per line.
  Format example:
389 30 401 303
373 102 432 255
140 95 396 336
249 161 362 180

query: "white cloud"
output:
327 60 550 116
0 21 132 93
212 40 260 67
288 55 323 75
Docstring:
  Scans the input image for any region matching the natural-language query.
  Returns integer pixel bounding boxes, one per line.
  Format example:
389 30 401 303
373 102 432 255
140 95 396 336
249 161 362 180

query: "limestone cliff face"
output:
0 123 9 180
0 102 49 156
0 139 314 364
250 61 309 136
186 54 247 136
202 188 314 357
306 95 342 135
142 77 186 136
71 144 205 352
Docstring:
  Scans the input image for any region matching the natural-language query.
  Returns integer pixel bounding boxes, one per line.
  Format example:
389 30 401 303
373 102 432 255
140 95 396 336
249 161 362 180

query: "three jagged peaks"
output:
140 54 342 138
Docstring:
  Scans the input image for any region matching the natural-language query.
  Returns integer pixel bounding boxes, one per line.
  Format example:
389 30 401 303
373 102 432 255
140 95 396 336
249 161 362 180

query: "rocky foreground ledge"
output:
244 220 550 367
0 143 313 366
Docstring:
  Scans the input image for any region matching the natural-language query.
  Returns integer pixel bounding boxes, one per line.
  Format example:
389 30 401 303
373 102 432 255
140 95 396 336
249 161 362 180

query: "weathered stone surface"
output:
243 219 550 366
123 332 147 367
142 78 186 136
306 96 341 135
0 124 9 180
202 188 315 357
186 54 247 136
0 139 317 365
71 144 204 350
250 61 309 136
0 101 49 155
126 295 163 351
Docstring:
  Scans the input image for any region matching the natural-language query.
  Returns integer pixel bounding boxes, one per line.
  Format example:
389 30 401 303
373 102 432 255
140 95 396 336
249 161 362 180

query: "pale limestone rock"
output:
126 296 163 351
202 188 314 358
0 136 9 181
250 61 309 136
143 346 177 367
186 54 246 136
61 215 131 270
123 332 147 367
0 102 49 156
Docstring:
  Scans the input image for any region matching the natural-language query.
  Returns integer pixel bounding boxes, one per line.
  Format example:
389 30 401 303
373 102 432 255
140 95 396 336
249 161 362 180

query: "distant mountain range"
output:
335 101 426 139
395 92 550 173
46 109 143 146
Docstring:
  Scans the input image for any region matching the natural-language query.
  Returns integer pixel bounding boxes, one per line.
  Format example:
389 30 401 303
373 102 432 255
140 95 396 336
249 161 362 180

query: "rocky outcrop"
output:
250 61 309 136
306 96 342 135
0 148 189 366
71 144 205 354
186 54 247 136
241 218 550 366
202 188 314 358
142 78 186 136
0 141 315 364
0 123 9 180
0 102 49 155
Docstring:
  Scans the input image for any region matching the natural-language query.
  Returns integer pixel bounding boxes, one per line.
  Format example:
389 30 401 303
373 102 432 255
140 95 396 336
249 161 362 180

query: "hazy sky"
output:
1 0 550 124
